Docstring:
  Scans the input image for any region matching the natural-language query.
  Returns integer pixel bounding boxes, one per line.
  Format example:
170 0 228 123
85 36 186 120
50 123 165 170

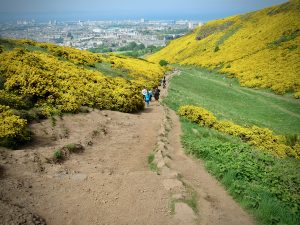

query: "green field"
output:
91 62 131 79
165 66 300 225
165 66 300 135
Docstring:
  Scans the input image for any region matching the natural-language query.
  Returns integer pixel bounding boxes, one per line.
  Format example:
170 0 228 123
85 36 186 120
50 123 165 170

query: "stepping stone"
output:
162 178 183 190
174 202 197 225
160 167 178 179
70 173 88 181
172 193 185 200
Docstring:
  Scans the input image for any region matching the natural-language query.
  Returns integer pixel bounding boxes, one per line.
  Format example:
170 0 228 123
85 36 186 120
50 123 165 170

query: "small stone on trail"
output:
172 193 184 200
162 179 183 190
70 173 87 181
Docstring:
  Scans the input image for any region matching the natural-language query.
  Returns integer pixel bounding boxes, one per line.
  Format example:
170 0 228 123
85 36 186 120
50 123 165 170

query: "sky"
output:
0 0 288 22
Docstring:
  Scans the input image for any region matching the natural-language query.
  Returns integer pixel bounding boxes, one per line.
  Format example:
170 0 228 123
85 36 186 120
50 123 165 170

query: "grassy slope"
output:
148 0 300 97
181 119 300 225
164 66 300 224
165 66 300 135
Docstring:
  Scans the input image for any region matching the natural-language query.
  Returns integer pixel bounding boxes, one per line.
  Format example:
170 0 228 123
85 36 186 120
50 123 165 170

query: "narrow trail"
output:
0 70 254 225
150 71 255 225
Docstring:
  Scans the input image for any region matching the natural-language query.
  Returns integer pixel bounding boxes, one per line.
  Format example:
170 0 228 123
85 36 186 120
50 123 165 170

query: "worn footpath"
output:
0 71 254 225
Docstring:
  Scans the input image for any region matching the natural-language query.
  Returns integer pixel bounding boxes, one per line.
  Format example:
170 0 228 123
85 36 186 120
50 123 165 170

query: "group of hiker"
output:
142 87 160 107
142 76 166 107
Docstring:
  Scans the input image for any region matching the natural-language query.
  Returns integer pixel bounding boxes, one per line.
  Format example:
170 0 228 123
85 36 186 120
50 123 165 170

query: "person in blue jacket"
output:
144 90 151 107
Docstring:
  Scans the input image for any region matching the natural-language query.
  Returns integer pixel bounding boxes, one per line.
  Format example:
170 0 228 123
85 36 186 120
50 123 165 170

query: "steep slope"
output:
0 39 166 147
148 0 300 97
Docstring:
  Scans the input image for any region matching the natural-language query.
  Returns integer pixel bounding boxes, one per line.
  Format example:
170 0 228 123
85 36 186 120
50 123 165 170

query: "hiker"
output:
144 90 151 107
154 87 160 101
142 88 147 95
149 89 153 101
152 87 156 100
162 76 166 89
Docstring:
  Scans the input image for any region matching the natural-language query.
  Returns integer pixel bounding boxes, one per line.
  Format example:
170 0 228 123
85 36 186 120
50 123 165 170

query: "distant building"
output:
48 20 57 26
176 20 188 25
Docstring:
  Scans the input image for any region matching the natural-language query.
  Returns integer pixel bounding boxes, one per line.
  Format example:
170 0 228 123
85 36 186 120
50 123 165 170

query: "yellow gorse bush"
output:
0 39 166 146
178 105 300 159
148 0 300 98
0 105 27 138
178 105 217 127
34 42 166 84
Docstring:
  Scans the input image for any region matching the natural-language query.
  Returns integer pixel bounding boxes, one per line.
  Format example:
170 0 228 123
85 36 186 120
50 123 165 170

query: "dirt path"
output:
0 70 254 225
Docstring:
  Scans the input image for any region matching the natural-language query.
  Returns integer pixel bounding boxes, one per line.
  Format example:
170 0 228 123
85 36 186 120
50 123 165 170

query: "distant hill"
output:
0 39 166 147
148 0 300 98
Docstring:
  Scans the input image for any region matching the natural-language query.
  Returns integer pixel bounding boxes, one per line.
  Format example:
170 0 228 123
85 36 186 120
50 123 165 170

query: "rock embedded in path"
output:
174 202 197 225
70 173 88 181
162 178 183 191
160 167 178 179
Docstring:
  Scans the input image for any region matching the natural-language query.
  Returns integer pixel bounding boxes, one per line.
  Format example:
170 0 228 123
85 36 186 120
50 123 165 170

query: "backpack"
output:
145 93 150 101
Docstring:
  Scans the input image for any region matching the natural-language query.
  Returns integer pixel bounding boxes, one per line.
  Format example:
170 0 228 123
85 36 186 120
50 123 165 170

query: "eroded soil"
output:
0 72 254 225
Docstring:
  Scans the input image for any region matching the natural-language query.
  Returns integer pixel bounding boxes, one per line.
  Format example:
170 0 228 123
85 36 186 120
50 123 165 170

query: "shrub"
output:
181 119 300 223
147 1 300 98
214 46 220 52
0 43 166 114
65 143 84 153
178 105 300 159
53 149 63 161
0 39 167 148
159 59 169 66
51 143 84 163
0 90 29 109
178 105 217 127
0 105 31 149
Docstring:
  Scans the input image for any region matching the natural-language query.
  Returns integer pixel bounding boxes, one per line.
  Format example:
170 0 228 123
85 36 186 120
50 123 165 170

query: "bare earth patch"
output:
0 71 255 225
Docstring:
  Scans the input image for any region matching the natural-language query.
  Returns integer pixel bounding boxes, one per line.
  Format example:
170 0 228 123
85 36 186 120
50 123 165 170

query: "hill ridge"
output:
148 0 300 98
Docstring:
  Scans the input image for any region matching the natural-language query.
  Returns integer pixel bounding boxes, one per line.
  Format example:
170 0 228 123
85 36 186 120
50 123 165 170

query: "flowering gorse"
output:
148 0 300 97
0 39 166 146
178 105 300 159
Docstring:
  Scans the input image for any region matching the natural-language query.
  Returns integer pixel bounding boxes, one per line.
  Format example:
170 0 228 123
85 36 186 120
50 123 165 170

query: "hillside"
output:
0 39 166 148
148 0 300 98
161 66 300 224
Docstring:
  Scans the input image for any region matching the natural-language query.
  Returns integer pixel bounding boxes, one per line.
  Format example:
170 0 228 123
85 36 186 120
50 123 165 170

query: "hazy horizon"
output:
0 0 288 22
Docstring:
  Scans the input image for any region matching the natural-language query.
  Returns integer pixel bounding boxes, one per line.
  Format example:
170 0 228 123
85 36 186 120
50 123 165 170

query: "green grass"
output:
170 196 198 215
180 118 300 225
53 149 63 160
268 30 300 48
165 65 300 135
90 62 130 79
65 143 78 153
0 38 48 53
51 143 84 163
164 65 300 224
147 153 158 172
169 176 198 215
216 25 242 47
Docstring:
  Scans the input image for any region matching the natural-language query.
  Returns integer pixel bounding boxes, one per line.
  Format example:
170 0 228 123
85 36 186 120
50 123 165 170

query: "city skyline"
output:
0 0 288 22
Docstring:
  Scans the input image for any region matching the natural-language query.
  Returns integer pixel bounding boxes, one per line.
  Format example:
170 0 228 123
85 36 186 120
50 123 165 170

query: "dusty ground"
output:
0 72 255 225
